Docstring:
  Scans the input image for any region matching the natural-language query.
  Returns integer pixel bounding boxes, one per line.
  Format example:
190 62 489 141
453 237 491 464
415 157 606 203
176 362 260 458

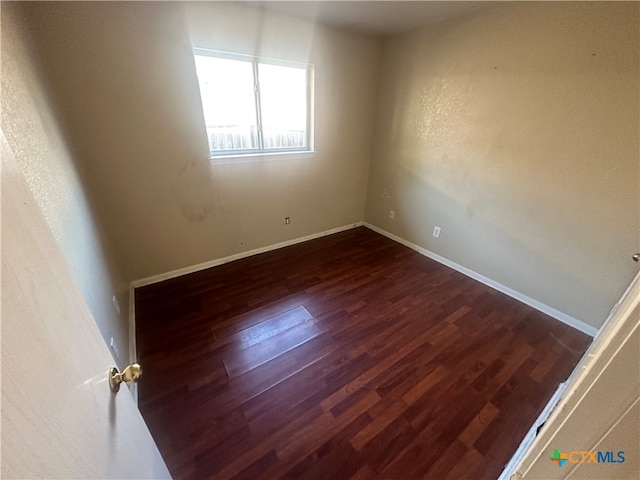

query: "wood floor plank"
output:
279 413 370 480
359 416 418 473
215 304 313 350
421 439 468 480
458 401 501 449
443 446 488 480
135 227 591 479
223 315 323 378
349 398 409 451
229 332 337 403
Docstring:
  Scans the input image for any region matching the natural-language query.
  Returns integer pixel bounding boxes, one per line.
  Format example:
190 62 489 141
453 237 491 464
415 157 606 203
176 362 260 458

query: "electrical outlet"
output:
389 210 395 220
284 217 291 225
433 226 441 238
112 295 120 315
109 337 120 360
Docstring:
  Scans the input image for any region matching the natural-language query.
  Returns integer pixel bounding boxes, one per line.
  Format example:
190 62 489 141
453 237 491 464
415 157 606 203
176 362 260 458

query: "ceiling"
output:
242 1 496 37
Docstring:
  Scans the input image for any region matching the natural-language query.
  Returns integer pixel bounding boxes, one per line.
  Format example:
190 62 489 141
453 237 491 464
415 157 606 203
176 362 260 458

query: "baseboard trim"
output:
129 220 596 339
364 223 598 337
130 222 364 289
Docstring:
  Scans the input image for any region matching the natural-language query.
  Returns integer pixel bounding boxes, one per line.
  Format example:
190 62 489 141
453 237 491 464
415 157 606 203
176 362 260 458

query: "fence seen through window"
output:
193 49 313 158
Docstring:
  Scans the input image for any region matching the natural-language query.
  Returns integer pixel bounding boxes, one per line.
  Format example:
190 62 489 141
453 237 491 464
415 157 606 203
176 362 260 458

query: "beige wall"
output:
365 2 640 329
1 3 130 368
19 1 380 283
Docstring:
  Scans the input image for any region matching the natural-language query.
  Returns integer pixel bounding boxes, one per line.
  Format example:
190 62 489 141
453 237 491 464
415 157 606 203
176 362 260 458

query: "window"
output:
193 48 314 159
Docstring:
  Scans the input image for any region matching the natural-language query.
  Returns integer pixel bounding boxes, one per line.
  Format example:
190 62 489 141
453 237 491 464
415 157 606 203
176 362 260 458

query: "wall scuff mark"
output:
173 160 213 222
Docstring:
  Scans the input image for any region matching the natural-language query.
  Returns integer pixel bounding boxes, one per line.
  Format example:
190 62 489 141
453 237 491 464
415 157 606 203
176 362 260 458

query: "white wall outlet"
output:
433 226 441 238
112 295 120 315
109 337 120 360
284 216 291 225
389 210 395 220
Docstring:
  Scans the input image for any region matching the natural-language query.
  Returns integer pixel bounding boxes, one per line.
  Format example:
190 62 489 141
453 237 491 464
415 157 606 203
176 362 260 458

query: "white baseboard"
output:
363 223 598 337
127 219 596 384
130 222 364 289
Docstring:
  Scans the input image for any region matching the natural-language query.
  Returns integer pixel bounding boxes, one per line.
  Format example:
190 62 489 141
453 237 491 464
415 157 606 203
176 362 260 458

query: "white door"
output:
510 269 639 479
1 134 171 479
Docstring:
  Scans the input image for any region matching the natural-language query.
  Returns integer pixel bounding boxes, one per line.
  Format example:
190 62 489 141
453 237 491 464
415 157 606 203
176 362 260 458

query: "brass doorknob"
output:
633 253 639 262
109 363 142 393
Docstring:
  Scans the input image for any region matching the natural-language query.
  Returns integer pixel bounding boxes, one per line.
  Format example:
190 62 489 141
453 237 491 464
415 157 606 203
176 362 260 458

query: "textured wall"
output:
20 1 380 282
1 3 130 367
365 2 639 328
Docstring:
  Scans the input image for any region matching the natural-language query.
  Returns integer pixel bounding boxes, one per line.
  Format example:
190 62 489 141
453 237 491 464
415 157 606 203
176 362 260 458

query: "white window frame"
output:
193 48 315 161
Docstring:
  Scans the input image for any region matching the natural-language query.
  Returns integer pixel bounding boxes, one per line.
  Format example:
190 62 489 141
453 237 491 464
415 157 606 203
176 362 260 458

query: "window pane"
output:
194 55 258 152
258 63 307 150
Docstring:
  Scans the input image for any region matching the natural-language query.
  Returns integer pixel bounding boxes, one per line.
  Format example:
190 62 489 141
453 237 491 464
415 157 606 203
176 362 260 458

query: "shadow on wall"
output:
1 3 132 367
365 1 639 329
16 1 231 278
18 0 379 282
389 165 615 325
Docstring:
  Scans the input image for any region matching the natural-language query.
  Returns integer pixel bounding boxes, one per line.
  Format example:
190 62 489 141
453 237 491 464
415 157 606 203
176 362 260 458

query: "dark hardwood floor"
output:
135 227 591 479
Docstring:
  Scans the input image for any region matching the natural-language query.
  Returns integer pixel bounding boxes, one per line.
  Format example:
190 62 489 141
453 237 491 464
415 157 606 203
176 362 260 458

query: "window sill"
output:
209 150 316 165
